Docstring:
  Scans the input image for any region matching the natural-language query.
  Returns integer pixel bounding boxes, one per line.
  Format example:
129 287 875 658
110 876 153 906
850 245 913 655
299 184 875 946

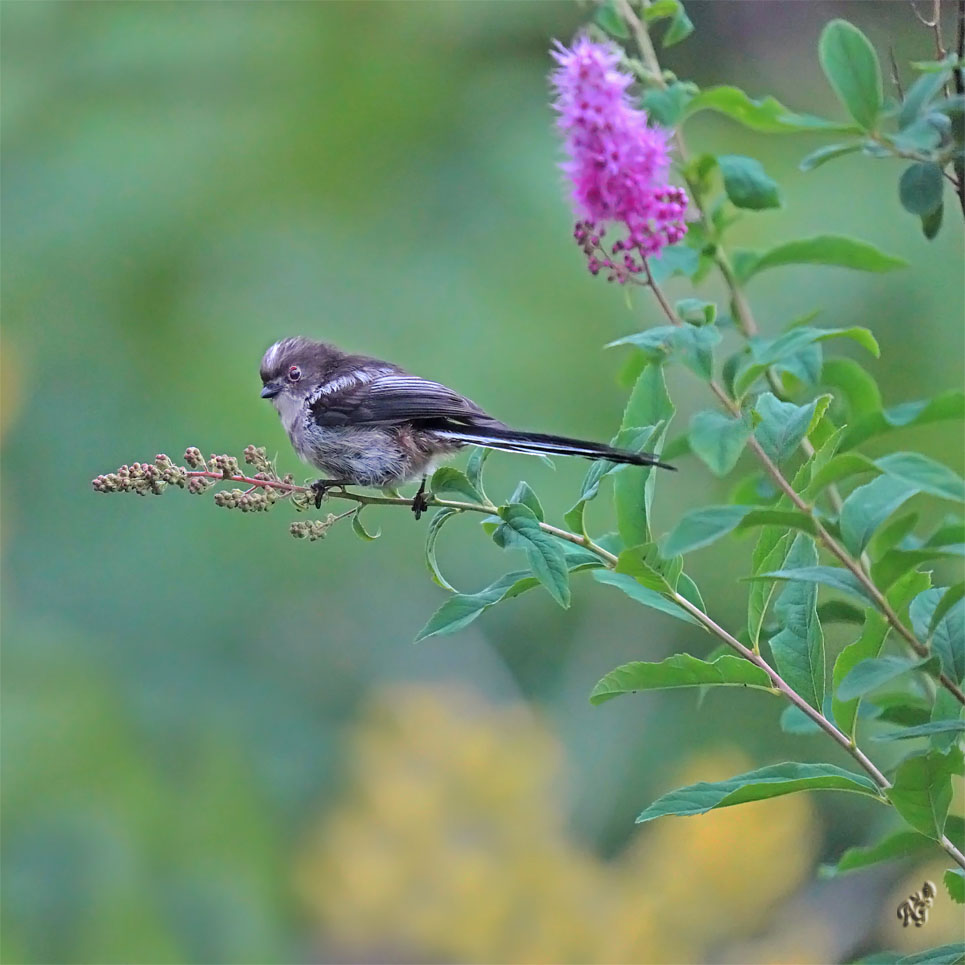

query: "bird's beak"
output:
260 382 281 399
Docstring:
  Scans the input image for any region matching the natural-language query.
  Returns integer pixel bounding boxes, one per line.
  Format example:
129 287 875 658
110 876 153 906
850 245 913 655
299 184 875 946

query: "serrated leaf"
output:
872 720 965 741
590 653 772 704
636 761 881 824
899 162 944 216
799 142 863 171
888 746 961 839
738 235 907 282
910 589 965 682
591 570 697 625
425 508 460 591
839 391 965 451
663 505 814 557
819 19 883 130
769 534 825 709
945 869 965 904
430 466 483 503
752 565 876 604
753 393 829 465
875 453 965 502
683 85 852 133
689 409 752 477
717 154 782 210
497 504 570 608
840 474 920 556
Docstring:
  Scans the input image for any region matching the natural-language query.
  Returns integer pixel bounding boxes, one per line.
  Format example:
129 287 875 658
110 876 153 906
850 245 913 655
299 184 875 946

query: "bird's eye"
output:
288 365 302 382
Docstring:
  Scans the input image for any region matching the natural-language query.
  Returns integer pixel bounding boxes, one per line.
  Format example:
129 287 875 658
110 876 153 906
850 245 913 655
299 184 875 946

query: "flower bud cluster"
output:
243 444 274 475
290 516 337 541
184 447 205 468
213 487 278 512
208 453 240 478
92 454 188 496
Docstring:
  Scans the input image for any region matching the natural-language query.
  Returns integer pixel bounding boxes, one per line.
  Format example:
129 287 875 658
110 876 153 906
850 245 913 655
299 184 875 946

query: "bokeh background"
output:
2 2 963 963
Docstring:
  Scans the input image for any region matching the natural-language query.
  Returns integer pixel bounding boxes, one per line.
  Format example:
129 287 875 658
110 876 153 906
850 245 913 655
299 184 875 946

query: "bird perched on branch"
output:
259 337 674 518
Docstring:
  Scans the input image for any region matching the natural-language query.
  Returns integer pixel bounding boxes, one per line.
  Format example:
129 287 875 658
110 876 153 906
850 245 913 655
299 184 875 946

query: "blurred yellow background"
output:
2 2 963 962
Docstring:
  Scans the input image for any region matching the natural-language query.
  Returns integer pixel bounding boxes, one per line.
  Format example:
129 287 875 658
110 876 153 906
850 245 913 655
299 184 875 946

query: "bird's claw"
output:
310 479 343 509
411 490 430 521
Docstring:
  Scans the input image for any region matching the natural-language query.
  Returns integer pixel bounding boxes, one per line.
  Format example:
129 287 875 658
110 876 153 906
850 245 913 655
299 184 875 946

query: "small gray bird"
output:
259 336 674 518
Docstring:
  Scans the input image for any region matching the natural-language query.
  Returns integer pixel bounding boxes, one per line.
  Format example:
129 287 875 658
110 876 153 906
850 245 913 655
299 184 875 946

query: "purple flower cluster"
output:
551 37 688 282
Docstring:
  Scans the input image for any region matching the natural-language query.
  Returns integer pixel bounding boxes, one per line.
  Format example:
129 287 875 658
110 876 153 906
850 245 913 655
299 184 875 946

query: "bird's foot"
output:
310 479 345 509
411 476 430 521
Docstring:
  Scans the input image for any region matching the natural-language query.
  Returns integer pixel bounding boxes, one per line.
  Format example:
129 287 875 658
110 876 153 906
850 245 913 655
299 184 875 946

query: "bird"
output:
259 336 674 518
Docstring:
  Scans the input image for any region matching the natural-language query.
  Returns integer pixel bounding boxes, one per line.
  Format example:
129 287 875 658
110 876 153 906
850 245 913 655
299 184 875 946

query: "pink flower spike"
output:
550 36 688 279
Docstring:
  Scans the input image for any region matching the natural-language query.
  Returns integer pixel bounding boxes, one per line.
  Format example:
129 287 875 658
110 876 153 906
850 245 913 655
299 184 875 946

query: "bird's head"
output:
259 336 338 409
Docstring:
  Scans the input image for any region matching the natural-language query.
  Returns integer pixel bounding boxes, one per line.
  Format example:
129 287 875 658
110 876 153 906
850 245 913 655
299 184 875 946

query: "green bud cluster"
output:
208 453 240 478
212 487 277 512
290 516 337 541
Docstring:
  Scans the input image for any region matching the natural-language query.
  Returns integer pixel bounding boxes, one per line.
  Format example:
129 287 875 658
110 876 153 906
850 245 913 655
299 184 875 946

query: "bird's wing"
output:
309 372 501 428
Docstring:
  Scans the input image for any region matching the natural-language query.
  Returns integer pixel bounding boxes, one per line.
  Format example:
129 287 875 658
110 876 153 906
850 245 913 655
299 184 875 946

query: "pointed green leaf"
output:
415 570 536 640
770 534 825 709
497 504 570 608
910 589 965 682
508 481 543 521
593 0 630 38
465 447 491 501
752 565 876 604
430 466 484 503
351 508 381 541
840 475 920 556
717 154 782 210
900 68 953 127
754 393 829 464
590 653 772 704
897 944 965 965
839 391 965 451
820 825 954 877
689 409 752 476
875 453 965 502
425 508 460 591
838 655 938 702
799 142 863 171
888 746 961 839
739 235 906 282
663 505 814 557
636 762 881 823
819 19 883 130
591 570 697 625
945 869 965 904
683 85 853 133
608 325 721 380
748 527 791 649
821 357 882 419
873 720 965 741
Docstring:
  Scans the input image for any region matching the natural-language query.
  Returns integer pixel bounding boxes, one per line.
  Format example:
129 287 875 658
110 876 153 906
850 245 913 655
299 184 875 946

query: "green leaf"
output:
425 508 460 591
738 235 907 282
736 327 878 398
643 0 681 20
832 569 930 735
799 142 863 171
873 720 965 741
888 746 961 839
497 504 570 608
820 826 949 877
837 655 936 701
717 154 782 210
754 393 829 465
898 944 965 965
661 2 693 46
590 653 772 704
818 600 866 624
683 85 852 133
769 534 825 709
752 565 876 604
646 243 700 282
430 466 483 503
689 410 752 476
351 508 381 541
675 298 717 326
818 19 883 130
804 452 878 499
593 0 630 38
900 68 953 128
899 162 944 216
614 543 681 594
821 357 882 420
416 570 536 640
921 202 944 240
465 447 491 501
945 869 965 904
508 481 543 521
608 325 721 380
840 475 920 557
875 453 965 502
591 570 697 625
910 589 965 682
929 583 965 640
839 391 965 451
636 761 881 823
748 527 791 648
663 505 814 557
615 364 675 547
872 548 962 594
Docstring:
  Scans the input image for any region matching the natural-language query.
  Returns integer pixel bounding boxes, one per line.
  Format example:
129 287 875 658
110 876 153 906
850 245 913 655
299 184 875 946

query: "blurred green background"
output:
2 2 963 963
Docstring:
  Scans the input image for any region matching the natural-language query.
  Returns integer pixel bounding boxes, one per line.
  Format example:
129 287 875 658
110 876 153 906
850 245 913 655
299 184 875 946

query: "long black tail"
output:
434 426 675 470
